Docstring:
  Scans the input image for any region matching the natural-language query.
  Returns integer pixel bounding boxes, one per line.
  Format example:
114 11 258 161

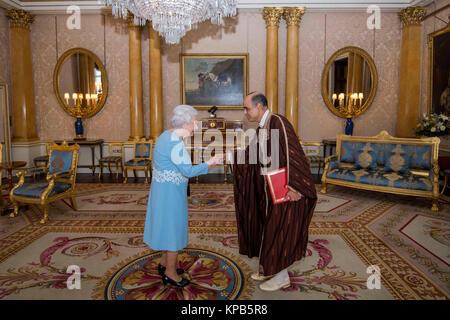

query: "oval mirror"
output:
53 48 108 118
321 46 378 119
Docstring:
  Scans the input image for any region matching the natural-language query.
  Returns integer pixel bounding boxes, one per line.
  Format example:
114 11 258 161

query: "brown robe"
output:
233 112 317 276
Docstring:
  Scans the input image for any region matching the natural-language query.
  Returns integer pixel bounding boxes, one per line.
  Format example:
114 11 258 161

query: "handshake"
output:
206 153 226 168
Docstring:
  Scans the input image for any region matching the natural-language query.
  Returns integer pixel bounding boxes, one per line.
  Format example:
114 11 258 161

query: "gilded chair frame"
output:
98 142 124 181
10 141 80 223
123 139 153 185
320 130 440 211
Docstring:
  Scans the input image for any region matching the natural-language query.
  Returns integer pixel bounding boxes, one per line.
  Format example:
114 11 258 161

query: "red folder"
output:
265 167 289 204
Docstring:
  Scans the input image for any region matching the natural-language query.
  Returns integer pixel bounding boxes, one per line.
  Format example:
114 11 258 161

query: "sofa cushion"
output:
124 159 151 166
326 168 432 191
353 150 378 170
385 152 411 174
401 145 432 170
340 141 365 163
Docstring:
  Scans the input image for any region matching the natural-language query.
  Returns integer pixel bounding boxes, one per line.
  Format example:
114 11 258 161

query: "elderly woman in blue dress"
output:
143 105 223 287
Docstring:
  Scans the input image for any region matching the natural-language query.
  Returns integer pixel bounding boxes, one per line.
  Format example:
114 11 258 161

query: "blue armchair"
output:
10 141 80 223
123 139 153 185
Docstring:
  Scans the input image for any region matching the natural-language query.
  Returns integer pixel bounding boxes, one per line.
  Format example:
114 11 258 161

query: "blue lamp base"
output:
74 117 86 140
345 117 354 135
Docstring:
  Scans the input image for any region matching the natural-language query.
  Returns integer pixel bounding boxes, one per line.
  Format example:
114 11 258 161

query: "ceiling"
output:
0 0 434 13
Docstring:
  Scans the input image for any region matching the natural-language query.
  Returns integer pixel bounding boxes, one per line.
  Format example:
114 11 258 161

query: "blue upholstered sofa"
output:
320 131 441 211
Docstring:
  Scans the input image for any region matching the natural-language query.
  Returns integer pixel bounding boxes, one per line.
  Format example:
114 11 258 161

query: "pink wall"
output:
31 14 131 141
0 9 10 85
16 9 408 142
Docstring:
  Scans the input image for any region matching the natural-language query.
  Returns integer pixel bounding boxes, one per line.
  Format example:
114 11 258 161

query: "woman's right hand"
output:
206 154 225 168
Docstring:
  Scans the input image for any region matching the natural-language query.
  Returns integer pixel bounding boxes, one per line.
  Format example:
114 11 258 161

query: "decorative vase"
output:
75 117 84 139
345 117 354 135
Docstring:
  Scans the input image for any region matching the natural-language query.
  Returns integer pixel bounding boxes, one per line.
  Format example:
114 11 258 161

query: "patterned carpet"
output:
0 183 448 300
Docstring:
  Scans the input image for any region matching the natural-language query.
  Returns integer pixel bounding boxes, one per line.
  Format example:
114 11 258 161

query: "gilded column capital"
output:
398 7 426 27
262 7 284 28
5 9 35 30
283 7 305 27
127 11 144 28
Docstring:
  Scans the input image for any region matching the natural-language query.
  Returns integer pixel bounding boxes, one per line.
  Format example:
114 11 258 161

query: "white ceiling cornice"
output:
0 0 432 14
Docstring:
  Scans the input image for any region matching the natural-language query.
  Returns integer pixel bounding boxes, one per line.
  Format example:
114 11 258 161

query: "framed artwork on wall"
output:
428 23 450 116
180 53 249 110
0 83 11 163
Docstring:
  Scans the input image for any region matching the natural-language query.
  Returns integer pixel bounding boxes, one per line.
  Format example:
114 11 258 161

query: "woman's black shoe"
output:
162 274 190 287
158 264 184 276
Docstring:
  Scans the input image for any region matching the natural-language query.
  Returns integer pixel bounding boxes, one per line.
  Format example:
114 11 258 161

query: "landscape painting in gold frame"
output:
181 54 248 110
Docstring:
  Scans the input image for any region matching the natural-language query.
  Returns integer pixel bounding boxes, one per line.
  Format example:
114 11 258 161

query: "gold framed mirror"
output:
321 46 378 119
53 48 108 118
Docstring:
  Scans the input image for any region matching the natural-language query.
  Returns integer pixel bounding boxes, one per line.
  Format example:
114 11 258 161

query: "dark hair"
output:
250 92 268 109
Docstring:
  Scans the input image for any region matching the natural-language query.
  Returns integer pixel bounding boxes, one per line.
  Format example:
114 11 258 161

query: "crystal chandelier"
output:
101 0 238 44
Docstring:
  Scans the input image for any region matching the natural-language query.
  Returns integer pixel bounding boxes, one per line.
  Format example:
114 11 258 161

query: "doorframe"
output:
0 83 11 163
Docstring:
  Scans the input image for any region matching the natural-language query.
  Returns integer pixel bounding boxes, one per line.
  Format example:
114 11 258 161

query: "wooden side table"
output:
0 161 27 215
54 139 104 175
322 139 337 158
0 161 27 189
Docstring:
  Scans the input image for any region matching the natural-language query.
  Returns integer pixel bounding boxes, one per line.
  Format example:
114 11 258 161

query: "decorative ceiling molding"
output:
0 0 433 14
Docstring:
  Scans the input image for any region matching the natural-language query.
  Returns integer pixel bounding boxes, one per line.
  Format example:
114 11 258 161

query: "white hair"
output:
170 104 198 128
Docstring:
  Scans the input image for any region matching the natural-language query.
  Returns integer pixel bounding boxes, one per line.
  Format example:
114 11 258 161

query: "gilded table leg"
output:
40 205 49 224
98 162 103 180
7 168 13 189
90 146 96 175
70 195 78 210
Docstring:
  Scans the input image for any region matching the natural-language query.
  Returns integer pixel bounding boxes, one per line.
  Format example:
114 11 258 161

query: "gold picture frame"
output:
0 83 11 163
428 23 450 115
180 53 249 110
